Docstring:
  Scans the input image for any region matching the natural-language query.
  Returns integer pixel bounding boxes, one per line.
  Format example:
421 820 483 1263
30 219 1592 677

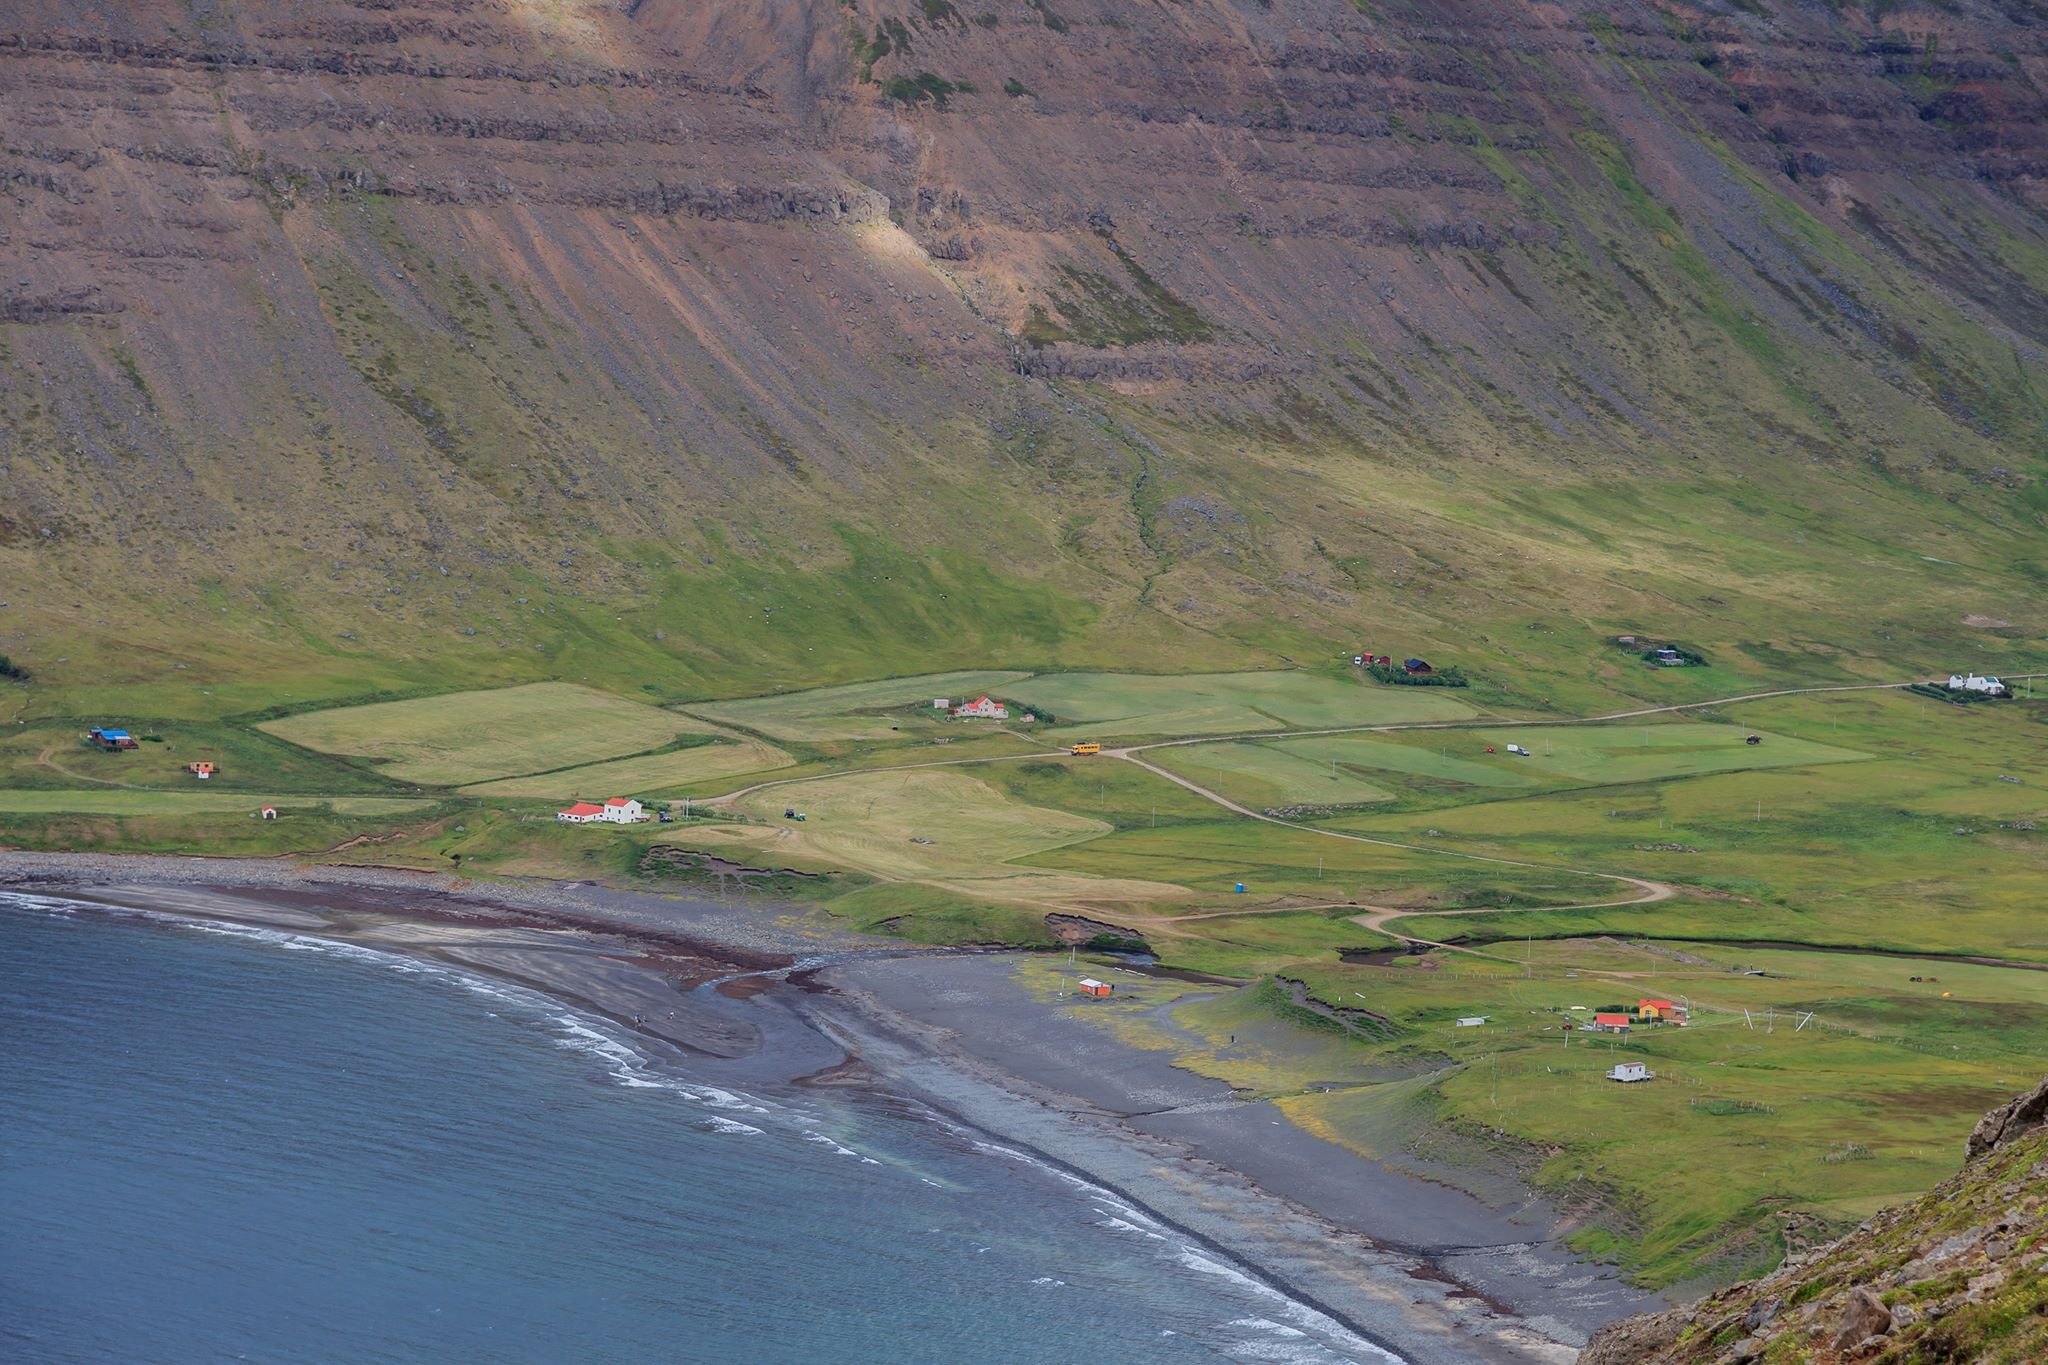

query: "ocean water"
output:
0 894 1395 1364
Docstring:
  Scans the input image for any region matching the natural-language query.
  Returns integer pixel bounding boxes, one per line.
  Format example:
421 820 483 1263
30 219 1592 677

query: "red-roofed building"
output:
1638 998 1687 1025
953 695 1009 720
560 797 646 824
1591 1012 1633 1034
601 797 646 823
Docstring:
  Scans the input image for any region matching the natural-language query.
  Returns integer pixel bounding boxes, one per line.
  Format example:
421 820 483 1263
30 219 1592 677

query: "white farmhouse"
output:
1947 673 2007 696
557 797 647 824
953 695 1009 720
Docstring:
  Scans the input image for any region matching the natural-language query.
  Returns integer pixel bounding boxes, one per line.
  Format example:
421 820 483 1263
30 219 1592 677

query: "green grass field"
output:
1012 670 1473 738
0 719 410 795
1148 740 1395 809
260 682 705 785
460 736 793 799
0 790 428 816
684 671 1032 741
1449 721 1868 785
691 768 1120 882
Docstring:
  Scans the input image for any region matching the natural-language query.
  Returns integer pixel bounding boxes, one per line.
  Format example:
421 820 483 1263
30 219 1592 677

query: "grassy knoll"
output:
1010 670 1473 738
460 736 793 799
260 682 705 786
684 671 1032 741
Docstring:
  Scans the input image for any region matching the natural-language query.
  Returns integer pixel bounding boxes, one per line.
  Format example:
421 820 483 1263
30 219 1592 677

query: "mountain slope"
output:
1580 1075 2048 1363
2 0 2044 710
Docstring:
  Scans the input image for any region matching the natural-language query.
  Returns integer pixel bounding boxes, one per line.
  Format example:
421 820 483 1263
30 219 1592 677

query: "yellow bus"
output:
1070 742 1101 756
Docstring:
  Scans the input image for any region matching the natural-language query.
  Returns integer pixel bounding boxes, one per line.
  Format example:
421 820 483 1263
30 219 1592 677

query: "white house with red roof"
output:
599 797 646 823
559 797 647 824
953 695 1008 720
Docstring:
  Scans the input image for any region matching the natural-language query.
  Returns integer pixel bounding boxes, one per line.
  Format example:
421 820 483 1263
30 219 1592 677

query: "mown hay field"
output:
685 671 1031 741
1014 670 1473 737
261 683 705 785
1149 741 1395 809
684 768 1127 883
461 737 793 799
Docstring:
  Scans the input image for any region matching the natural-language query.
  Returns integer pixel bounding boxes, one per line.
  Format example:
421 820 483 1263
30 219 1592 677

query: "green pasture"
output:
1143 741 1395 810
1023 818 1622 910
260 682 703 785
1010 670 1473 738
0 718 407 794
0 790 428 816
1275 734 1540 788
688 768 1119 882
461 735 793 799
1446 721 1867 786
979 755 1223 830
684 671 1032 741
1348 750 2046 961
1140 911 1395 979
1027 931 2048 1288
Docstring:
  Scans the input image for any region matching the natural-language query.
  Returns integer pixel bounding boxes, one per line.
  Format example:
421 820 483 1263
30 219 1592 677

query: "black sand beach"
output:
0 851 1662 1362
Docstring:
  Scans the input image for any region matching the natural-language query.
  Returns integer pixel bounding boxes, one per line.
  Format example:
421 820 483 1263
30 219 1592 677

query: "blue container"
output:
1234 882 1246 894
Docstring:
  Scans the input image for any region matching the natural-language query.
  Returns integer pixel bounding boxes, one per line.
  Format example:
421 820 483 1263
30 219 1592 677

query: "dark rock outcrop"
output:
1968 1073 2048 1159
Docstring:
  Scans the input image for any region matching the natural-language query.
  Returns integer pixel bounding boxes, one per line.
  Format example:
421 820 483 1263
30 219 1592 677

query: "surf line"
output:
791 994 1413 1365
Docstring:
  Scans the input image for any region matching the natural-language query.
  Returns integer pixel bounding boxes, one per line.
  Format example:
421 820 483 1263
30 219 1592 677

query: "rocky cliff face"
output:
2 0 2045 691
1580 1075 2048 1364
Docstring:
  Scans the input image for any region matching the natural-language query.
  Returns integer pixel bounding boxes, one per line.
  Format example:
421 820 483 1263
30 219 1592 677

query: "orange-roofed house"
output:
558 802 607 824
953 695 1009 720
1638 998 1688 1024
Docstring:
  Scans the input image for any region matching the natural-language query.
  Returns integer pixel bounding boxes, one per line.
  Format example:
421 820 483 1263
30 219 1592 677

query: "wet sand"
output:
0 851 1660 1362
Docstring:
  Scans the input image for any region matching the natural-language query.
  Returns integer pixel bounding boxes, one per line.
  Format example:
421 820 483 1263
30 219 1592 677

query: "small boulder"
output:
1833 1287 1892 1350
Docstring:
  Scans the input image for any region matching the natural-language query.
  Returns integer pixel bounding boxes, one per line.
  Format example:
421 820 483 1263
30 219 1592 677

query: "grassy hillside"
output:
0 0 2041 715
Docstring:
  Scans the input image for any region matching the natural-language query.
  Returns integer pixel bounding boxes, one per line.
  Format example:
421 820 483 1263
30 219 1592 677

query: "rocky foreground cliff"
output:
2 0 2045 693
1581 1077 2048 1364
